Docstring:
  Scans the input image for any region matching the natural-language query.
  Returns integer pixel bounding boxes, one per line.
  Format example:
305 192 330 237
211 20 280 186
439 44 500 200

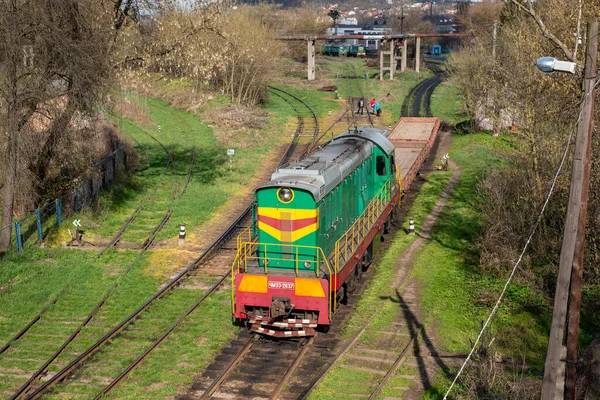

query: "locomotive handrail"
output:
231 242 335 320
334 180 391 274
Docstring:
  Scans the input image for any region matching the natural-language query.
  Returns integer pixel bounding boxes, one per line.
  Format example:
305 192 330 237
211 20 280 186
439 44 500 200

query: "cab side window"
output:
376 155 386 176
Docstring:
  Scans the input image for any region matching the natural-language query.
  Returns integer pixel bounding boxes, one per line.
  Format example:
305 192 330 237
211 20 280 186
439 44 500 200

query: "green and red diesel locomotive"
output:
231 126 406 337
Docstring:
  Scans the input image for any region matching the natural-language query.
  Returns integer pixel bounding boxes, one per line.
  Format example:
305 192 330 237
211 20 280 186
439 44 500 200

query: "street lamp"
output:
535 56 577 74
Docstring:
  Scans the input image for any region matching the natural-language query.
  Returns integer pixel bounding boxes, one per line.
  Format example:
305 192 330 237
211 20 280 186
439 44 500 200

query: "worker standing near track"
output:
357 98 365 115
369 98 376 114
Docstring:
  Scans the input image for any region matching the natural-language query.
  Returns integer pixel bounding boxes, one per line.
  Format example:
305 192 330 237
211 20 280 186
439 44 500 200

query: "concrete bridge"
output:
278 33 471 81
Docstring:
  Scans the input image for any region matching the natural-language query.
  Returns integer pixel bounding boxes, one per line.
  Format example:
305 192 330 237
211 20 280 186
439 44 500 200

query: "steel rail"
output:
23 203 254 400
299 260 420 399
345 65 358 130
402 63 444 118
413 65 443 117
268 88 304 168
351 64 374 127
12 209 174 400
179 138 196 199
268 85 320 161
130 135 151 183
12 128 180 399
94 267 233 399
200 335 258 399
312 108 350 145
423 75 444 117
97 206 141 257
368 327 423 400
0 288 65 355
269 336 315 400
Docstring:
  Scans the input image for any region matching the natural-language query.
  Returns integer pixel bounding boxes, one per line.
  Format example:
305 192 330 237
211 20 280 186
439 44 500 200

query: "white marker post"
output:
227 149 235 174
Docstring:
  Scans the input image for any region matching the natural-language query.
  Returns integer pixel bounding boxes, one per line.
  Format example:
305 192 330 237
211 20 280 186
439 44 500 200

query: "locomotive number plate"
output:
268 281 294 290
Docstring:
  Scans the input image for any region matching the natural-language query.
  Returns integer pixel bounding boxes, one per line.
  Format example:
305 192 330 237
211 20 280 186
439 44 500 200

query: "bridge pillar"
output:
415 37 421 73
389 40 395 80
380 39 394 80
401 39 408 72
307 39 316 81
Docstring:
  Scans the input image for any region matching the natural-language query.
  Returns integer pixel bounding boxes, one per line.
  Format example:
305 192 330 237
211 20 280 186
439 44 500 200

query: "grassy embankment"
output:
416 86 552 397
310 72 548 399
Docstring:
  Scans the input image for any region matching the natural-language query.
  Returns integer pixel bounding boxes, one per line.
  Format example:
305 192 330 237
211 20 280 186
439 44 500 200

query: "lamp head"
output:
536 57 577 74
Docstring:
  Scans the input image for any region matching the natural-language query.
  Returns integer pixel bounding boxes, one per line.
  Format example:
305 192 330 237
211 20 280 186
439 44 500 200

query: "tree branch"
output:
508 0 577 64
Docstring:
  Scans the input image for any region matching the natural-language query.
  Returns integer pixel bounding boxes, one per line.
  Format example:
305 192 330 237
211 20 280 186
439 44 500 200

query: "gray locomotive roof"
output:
257 127 393 202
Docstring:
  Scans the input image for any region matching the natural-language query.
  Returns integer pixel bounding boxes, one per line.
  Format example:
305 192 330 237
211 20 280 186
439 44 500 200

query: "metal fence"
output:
4 146 128 252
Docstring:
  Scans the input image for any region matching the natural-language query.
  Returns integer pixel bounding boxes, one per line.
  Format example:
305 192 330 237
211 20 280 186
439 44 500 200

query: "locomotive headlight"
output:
278 187 293 203
304 261 312 268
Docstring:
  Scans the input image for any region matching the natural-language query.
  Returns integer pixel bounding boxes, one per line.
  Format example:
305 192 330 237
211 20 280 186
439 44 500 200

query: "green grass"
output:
430 78 469 125
415 69 474 133
412 133 552 398
0 55 477 399
0 247 138 343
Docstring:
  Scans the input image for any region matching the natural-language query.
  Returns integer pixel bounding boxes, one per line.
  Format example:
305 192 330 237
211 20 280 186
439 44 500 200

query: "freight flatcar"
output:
231 119 440 337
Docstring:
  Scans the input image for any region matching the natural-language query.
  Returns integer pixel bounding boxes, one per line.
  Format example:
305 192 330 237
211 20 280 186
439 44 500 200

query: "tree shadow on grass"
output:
384 290 454 394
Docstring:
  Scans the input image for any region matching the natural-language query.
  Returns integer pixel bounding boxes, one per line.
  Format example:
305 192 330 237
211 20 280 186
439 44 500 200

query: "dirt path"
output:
384 131 462 399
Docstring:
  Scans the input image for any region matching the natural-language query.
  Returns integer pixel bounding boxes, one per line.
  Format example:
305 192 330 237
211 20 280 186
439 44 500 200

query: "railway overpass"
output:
278 33 472 81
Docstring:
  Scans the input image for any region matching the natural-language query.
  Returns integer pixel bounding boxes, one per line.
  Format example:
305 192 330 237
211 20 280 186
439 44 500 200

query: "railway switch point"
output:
178 224 186 245
409 218 415 235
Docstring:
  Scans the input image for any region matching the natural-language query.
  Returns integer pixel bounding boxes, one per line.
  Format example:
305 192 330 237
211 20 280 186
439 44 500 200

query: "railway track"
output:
345 63 374 128
267 85 319 167
401 63 445 117
175 65 451 400
177 254 379 400
0 119 199 399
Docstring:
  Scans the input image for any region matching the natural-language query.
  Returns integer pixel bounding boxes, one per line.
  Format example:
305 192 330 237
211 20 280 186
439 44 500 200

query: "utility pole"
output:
400 6 405 34
565 19 597 400
541 19 597 400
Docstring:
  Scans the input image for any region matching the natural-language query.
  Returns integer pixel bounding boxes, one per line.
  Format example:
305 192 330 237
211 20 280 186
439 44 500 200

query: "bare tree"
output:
0 0 113 250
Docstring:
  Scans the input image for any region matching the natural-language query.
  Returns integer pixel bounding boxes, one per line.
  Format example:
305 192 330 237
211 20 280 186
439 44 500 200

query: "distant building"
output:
435 18 459 34
339 17 358 25
327 23 392 51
